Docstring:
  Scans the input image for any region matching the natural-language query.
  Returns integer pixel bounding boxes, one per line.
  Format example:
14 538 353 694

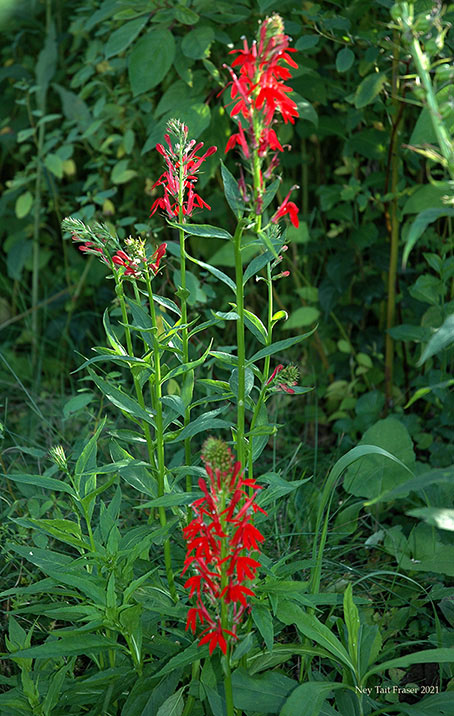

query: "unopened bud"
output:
201 437 234 476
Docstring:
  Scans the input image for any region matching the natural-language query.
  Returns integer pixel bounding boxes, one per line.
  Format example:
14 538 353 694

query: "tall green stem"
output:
115 279 155 464
233 221 246 467
247 265 273 482
145 270 177 601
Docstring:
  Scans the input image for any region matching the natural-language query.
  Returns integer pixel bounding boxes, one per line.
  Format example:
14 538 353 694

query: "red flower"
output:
150 120 216 221
271 188 299 228
182 443 267 655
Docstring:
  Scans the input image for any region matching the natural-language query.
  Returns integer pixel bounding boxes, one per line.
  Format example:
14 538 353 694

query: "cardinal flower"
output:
182 440 266 655
150 119 216 221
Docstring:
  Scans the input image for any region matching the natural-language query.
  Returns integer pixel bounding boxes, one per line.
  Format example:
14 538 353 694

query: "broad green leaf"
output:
276 600 355 670
407 506 454 531
231 668 297 714
137 493 198 509
4 473 75 497
418 313 454 364
156 686 185 716
111 159 137 184
220 159 245 217
110 442 156 497
403 182 452 214
251 604 274 652
398 693 454 716
89 371 155 425
366 465 454 505
129 30 175 96
280 682 350 716
244 309 268 344
63 392 94 417
181 25 214 59
262 178 281 211
294 94 318 126
248 329 316 364
343 418 415 499
44 153 64 178
229 367 254 398
247 644 331 675
354 72 387 108
163 341 212 383
284 306 320 329
15 191 33 219
336 47 354 72
384 522 454 577
74 417 105 483
6 543 73 575
153 642 209 678
12 517 87 550
243 250 274 284
105 15 148 58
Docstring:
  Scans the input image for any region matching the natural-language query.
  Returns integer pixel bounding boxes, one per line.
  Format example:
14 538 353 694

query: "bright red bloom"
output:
150 119 216 220
271 188 300 228
182 443 266 655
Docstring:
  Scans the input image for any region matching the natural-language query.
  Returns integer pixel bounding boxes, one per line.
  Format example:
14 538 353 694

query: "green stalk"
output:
247 265 273 482
233 221 246 467
219 491 238 716
114 277 155 464
145 269 177 602
31 124 44 367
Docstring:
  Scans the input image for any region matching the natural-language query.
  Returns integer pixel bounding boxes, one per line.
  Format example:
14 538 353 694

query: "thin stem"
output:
115 278 155 464
145 270 177 602
247 264 273 483
233 221 246 467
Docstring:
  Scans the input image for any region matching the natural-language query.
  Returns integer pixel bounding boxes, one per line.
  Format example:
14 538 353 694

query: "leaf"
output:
354 72 387 108
220 159 245 217
365 647 454 679
343 418 415 499
406 506 454 531
4 473 75 497
54 84 91 129
262 178 281 211
231 668 297 714
276 601 354 670
284 306 320 329
74 417 105 482
89 371 155 425
44 153 64 178
229 367 254 398
398 693 454 716
137 493 198 509
251 604 274 652
170 223 232 240
163 342 212 383
186 253 236 293
170 410 232 442
129 30 175 96
402 182 452 214
403 208 454 267
1 633 119 660
248 329 316 364
294 94 318 126
36 20 57 110
243 250 274 284
418 312 454 364
343 584 360 670
181 25 214 59
156 687 185 716
105 15 148 58
366 465 454 505
336 47 354 72
280 682 349 716
15 191 33 219
153 641 209 678
111 159 137 184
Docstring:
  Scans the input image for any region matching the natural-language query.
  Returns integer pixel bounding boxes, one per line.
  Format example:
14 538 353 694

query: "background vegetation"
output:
2 0 454 714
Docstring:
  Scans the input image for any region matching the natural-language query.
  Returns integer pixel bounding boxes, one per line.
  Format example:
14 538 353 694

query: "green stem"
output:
145 270 177 602
247 265 273 483
179 224 193 492
233 221 246 467
115 278 155 464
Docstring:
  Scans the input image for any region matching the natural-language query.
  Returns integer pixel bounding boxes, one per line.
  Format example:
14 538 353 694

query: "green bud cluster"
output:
201 437 235 475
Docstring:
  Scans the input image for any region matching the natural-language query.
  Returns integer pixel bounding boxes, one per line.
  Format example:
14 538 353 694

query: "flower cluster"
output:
267 364 299 394
150 119 217 220
223 14 300 226
182 440 266 655
64 219 166 281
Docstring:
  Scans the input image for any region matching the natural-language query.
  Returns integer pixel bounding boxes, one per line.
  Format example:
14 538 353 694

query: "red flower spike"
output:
150 119 216 221
182 443 266 655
